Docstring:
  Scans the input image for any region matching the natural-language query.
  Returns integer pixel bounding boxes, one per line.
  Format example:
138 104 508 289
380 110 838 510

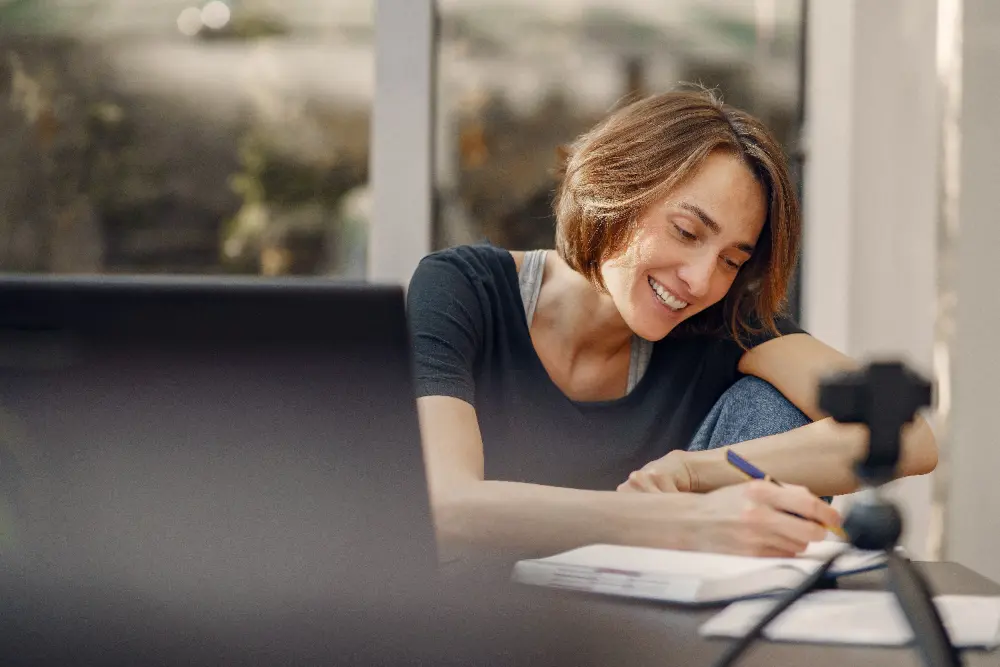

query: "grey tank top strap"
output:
518 249 547 326
516 249 653 394
628 333 653 393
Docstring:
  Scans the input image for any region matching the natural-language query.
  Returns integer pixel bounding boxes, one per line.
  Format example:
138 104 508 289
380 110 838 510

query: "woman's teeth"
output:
648 277 689 311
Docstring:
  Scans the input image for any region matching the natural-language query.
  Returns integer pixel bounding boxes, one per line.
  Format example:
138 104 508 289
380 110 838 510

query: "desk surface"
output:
550 561 1000 667
7 559 997 665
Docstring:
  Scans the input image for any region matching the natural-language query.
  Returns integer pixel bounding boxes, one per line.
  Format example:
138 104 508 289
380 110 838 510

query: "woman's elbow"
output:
427 481 482 549
429 493 465 543
902 417 939 476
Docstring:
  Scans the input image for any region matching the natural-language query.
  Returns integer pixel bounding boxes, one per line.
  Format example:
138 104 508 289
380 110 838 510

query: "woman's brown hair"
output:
553 88 800 347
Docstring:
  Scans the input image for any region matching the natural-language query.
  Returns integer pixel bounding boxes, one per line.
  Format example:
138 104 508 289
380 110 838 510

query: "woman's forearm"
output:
431 480 700 559
682 416 938 497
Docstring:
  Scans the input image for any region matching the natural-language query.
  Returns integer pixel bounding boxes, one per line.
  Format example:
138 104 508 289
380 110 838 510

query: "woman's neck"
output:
532 252 634 364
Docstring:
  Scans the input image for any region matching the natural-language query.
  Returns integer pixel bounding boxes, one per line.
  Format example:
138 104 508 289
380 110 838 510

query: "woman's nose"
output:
676 252 716 299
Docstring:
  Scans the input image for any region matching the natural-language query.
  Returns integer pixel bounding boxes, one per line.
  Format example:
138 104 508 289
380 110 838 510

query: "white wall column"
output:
946 0 1000 582
803 0 939 558
368 0 435 286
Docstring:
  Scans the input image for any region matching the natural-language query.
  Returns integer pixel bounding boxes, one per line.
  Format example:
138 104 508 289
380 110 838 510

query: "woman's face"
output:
601 150 767 341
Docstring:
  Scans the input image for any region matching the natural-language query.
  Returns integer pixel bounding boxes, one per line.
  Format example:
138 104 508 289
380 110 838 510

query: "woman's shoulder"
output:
408 244 525 313
415 243 517 281
407 244 528 343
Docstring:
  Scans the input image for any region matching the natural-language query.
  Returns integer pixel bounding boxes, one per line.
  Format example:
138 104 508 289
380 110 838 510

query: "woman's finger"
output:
745 481 842 529
617 469 661 493
747 504 826 550
742 544 804 558
645 468 680 492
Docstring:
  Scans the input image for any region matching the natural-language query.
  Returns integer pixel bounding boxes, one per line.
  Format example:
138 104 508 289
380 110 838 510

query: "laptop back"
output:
0 275 441 660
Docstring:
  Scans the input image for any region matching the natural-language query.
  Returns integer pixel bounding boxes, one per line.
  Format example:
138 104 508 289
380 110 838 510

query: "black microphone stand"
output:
712 361 961 667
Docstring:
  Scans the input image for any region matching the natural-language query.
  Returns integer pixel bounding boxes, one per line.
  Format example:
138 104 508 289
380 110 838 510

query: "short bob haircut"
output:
554 88 800 347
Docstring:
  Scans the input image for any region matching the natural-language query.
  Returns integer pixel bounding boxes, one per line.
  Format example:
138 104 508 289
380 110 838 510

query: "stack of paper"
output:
700 590 1000 648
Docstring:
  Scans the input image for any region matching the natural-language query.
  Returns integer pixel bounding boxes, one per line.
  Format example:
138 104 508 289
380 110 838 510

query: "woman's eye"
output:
673 224 697 241
721 257 742 270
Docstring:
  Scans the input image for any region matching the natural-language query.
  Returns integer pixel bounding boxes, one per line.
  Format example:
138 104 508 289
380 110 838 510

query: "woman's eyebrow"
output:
678 202 755 254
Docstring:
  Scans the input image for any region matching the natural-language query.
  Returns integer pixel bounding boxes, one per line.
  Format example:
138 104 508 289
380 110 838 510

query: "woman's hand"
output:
617 450 695 493
687 481 842 557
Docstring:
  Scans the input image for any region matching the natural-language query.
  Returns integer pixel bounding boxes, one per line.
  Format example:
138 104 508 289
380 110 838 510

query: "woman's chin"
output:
627 317 678 342
627 303 698 341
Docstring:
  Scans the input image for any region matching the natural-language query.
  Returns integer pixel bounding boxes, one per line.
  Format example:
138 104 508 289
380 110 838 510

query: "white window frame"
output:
368 0 436 287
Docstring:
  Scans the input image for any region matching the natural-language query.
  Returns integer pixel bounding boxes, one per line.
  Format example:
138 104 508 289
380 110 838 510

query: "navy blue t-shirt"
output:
406 244 803 491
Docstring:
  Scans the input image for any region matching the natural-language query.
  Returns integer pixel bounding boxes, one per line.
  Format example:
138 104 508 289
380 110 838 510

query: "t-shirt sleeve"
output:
406 253 485 406
740 314 808 349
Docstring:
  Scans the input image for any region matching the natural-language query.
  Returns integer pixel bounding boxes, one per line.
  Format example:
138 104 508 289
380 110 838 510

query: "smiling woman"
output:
406 88 938 566
555 92 798 348
597 152 769 343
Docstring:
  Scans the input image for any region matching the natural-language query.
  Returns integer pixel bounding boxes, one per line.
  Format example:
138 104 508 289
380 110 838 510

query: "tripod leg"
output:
711 553 840 667
887 551 963 667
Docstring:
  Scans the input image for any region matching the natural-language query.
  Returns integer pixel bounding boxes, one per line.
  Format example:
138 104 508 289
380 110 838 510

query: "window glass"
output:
434 0 803 256
0 0 372 277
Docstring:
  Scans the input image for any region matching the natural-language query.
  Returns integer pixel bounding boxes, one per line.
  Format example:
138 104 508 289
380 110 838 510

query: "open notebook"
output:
511 541 887 606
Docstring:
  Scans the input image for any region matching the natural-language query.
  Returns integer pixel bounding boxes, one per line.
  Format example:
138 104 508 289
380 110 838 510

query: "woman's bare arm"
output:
417 395 840 559
657 335 937 497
